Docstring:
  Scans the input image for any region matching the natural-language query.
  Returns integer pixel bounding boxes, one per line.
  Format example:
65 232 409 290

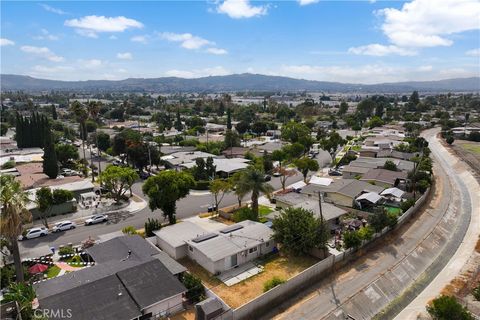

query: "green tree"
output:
319 132 346 162
272 207 328 255
367 116 384 129
409 91 420 106
96 131 111 151
263 277 285 292
343 230 362 249
36 187 54 228
144 218 162 237
281 121 311 144
0 175 32 283
174 108 183 131
51 104 58 120
122 226 137 235
55 144 79 167
427 295 473 320
181 273 205 303
383 160 398 171
338 101 348 116
142 171 194 224
43 128 59 179
99 165 139 203
209 179 231 216
230 171 249 207
226 108 232 130
224 130 241 149
2 282 36 319
295 157 319 182
70 101 89 161
235 121 250 134
237 167 274 220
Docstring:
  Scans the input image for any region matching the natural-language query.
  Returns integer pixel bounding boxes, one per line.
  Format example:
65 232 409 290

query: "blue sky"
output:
1 0 479 83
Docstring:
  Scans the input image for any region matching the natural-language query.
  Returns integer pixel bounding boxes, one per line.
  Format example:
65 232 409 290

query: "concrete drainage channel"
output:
373 172 472 320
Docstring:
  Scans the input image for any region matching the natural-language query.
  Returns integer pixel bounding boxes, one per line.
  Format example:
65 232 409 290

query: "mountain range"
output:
1 74 479 93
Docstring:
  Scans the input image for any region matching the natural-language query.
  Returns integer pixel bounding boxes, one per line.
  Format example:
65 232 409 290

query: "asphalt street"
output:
19 145 331 251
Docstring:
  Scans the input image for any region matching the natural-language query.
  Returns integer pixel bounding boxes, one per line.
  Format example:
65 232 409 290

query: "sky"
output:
1 0 479 84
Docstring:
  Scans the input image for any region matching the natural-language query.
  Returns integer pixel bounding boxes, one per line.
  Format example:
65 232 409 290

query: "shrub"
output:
144 218 162 237
426 295 473 320
263 277 285 292
192 180 211 190
122 226 137 235
59 246 75 258
473 283 480 301
343 230 362 249
182 273 205 303
446 136 454 145
1 160 15 169
232 207 257 222
358 226 374 241
52 189 74 205
401 199 415 212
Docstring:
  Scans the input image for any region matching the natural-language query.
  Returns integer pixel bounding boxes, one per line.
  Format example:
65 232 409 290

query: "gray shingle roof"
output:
117 260 186 310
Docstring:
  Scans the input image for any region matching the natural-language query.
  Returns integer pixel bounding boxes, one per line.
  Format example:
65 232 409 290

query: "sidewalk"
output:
31 194 148 228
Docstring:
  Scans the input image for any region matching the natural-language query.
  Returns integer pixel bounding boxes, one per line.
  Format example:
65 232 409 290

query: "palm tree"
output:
230 172 248 208
70 101 89 164
239 167 274 220
87 101 103 179
0 175 32 283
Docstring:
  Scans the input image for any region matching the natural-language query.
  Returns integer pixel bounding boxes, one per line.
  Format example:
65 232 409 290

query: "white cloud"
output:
378 0 480 48
298 0 319 6
165 66 230 78
32 65 74 73
158 32 213 50
78 59 103 69
216 0 268 19
277 63 479 83
0 38 15 46
109 35 118 40
348 44 417 56
65 15 143 38
20 46 64 62
40 4 67 15
466 48 480 57
131 35 149 44
206 48 228 55
117 52 133 60
34 29 60 41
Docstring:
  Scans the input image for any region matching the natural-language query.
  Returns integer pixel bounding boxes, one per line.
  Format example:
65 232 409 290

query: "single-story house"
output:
272 191 348 230
35 235 187 320
359 169 408 188
348 157 415 172
341 165 371 179
181 157 250 177
381 187 406 203
155 221 209 259
221 147 252 158
301 179 385 208
185 220 275 275
355 192 384 209
161 151 217 169
206 123 226 132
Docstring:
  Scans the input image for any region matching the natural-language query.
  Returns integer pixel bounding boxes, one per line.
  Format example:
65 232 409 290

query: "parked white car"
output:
52 221 76 232
85 214 108 226
18 227 49 240
60 168 80 177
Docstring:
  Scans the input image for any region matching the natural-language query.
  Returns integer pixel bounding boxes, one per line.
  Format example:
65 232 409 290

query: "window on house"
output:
266 241 270 247
188 246 193 252
249 247 258 254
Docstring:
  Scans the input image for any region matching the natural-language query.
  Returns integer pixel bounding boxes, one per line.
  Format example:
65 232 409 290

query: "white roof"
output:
381 187 405 198
289 181 307 190
309 176 333 186
154 221 208 248
356 192 383 204
181 158 250 174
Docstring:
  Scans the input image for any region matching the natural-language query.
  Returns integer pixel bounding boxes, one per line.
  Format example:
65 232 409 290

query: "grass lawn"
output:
180 253 319 308
385 206 402 215
46 265 61 278
461 143 480 155
258 205 273 217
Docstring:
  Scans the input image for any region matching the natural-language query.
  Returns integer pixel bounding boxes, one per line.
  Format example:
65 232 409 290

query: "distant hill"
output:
1 73 478 93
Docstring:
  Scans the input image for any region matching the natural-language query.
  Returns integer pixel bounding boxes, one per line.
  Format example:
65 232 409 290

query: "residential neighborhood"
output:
1 1 479 320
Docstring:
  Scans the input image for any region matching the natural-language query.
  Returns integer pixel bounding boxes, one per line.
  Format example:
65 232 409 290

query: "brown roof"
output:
360 168 407 185
15 163 82 190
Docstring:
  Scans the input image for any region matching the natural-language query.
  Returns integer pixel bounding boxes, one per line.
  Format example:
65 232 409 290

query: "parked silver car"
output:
52 221 76 232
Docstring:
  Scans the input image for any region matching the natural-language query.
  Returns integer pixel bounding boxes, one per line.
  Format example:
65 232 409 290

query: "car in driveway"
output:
60 168 80 177
328 169 343 176
52 221 76 232
18 227 49 240
84 214 108 226
264 174 272 181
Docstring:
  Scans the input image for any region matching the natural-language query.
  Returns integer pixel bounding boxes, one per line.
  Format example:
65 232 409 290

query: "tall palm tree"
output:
0 175 32 283
239 167 274 220
70 101 89 164
87 101 103 179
